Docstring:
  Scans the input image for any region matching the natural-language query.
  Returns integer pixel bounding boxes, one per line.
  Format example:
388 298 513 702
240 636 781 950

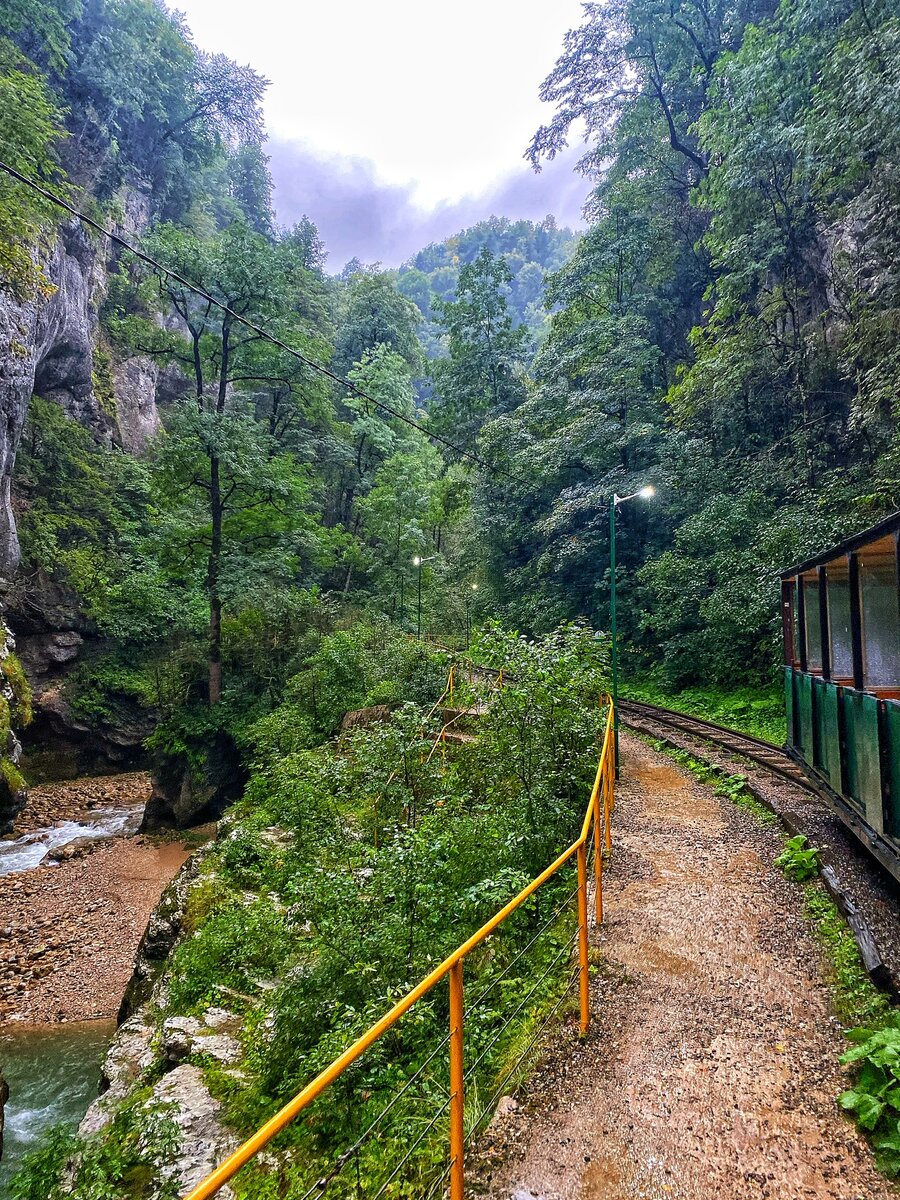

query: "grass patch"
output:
802 884 892 1027
625 680 785 746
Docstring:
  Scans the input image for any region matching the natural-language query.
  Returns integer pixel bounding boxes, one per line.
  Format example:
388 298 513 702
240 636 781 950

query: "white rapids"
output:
0 807 143 877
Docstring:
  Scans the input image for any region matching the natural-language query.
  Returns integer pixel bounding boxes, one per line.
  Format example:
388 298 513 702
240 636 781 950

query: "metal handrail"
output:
183 701 615 1200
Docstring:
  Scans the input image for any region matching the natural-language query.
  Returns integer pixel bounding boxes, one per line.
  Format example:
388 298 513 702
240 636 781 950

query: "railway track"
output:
618 699 814 791
620 697 900 993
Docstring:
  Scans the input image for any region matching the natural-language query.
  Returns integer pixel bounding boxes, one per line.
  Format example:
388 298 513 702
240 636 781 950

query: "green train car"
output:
781 512 900 880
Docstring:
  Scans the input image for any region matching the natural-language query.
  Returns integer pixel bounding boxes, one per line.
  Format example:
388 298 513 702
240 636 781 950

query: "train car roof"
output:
780 510 900 578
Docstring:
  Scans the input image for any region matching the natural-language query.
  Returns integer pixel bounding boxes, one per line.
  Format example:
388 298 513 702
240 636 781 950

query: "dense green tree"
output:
131 221 319 703
0 36 67 297
332 271 424 377
430 247 529 449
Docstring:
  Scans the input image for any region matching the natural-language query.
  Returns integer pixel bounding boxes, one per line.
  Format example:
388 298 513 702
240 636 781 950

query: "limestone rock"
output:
161 1014 242 1066
150 1065 237 1200
340 704 393 732
80 1013 156 1136
113 356 163 451
118 846 214 1021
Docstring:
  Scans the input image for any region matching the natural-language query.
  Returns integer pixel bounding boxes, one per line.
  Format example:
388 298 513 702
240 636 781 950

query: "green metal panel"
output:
885 701 900 840
785 668 795 745
844 691 883 829
795 673 813 759
812 678 841 786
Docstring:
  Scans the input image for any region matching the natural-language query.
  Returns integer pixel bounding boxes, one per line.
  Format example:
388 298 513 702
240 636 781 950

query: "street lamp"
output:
412 555 437 640
610 485 655 778
465 582 479 650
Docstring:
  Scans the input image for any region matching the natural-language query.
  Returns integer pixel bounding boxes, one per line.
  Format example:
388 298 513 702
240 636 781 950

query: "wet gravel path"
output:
625 716 900 991
475 735 894 1200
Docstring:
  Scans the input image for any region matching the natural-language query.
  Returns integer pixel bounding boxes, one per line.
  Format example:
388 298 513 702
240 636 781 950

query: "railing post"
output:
449 959 465 1200
577 845 590 1035
592 795 603 926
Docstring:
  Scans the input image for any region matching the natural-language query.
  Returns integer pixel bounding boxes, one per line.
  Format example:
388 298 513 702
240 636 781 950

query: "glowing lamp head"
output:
412 556 422 567
639 485 655 499
471 582 479 591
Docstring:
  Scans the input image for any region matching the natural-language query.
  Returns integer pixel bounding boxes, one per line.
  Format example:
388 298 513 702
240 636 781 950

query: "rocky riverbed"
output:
0 773 199 1024
0 837 192 1023
10 771 151 836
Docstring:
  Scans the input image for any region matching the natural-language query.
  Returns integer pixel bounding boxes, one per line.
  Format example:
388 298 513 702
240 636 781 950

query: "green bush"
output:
775 835 820 883
841 1025 900 1176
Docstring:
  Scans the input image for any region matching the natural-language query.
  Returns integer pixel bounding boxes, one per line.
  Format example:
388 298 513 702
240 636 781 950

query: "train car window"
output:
860 537 899 688
827 557 854 680
790 579 801 665
803 573 823 671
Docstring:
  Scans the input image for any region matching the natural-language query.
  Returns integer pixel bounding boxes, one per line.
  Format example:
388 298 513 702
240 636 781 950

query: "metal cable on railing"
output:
369 1096 454 1200
297 1030 454 1199
468 958 580 1139
183 700 616 1200
464 933 578 1084
467 882 579 1012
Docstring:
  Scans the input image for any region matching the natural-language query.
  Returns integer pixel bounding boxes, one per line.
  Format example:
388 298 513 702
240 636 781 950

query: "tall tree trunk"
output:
208 454 223 705
207 316 231 704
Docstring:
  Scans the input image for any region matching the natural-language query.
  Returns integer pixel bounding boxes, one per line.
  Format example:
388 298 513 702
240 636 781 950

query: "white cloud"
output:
268 139 590 267
175 0 588 203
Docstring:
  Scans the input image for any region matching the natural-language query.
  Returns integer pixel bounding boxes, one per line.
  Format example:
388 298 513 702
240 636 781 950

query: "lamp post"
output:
412 555 437 641
465 582 478 650
610 485 655 778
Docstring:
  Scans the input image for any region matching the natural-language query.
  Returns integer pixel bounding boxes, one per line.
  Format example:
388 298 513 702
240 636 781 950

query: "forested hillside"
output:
0 0 896 807
396 216 576 353
477 0 899 689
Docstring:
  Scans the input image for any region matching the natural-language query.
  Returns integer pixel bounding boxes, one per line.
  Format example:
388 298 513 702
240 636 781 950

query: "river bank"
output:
0 836 192 1023
0 773 202 1024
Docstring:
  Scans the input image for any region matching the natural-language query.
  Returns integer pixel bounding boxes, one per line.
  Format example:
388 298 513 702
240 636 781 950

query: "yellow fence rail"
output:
184 699 616 1200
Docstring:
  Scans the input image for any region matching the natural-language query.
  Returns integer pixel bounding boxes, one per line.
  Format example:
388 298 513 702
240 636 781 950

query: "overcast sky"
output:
175 0 591 267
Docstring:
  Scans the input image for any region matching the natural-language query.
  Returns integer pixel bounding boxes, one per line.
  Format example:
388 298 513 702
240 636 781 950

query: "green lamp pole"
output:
610 485 655 778
412 555 438 641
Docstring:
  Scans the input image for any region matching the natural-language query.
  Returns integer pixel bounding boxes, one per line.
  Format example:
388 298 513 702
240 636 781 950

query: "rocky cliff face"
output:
0 195 168 578
0 197 179 769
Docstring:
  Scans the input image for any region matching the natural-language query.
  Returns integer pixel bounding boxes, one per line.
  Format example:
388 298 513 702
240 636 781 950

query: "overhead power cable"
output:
0 158 508 474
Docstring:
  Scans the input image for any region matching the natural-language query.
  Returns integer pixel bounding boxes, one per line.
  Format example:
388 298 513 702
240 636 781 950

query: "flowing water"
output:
0 1020 114 1192
0 806 144 877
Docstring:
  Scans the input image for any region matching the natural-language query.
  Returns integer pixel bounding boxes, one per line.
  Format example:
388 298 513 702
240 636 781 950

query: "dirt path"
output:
478 735 894 1200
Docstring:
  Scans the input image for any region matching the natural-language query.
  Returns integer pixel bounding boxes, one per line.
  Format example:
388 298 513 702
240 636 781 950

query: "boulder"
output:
80 1013 156 1136
340 705 393 733
161 1014 242 1067
150 1065 237 1200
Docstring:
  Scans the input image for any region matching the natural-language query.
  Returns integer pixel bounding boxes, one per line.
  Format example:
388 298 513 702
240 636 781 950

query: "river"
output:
0 1020 114 1192
0 805 144 877
0 773 196 1192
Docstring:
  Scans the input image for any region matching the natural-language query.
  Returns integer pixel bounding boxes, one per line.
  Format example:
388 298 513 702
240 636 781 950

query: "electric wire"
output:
0 158 515 477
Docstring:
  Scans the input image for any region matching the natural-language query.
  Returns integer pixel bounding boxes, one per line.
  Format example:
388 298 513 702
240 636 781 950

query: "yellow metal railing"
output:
184 700 615 1200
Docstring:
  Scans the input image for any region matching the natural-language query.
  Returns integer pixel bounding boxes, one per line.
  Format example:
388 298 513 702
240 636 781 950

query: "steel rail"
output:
618 699 814 790
182 702 615 1200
